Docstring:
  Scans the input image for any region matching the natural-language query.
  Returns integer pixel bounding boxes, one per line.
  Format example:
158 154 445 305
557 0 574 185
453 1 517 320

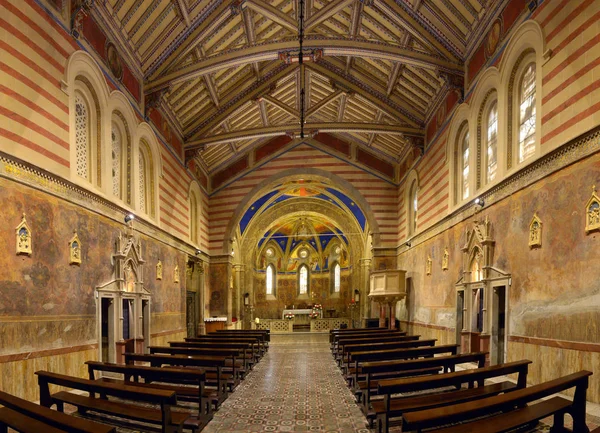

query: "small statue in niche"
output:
16 213 32 256
69 232 82 264
442 247 449 271
426 255 432 276
174 264 180 283
156 260 163 280
585 185 600 233
529 213 542 248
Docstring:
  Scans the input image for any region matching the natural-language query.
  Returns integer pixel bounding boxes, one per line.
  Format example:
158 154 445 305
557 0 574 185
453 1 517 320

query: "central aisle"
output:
203 333 370 432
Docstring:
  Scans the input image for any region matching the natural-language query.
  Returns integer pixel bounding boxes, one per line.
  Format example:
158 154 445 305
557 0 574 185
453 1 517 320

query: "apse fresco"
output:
239 181 367 235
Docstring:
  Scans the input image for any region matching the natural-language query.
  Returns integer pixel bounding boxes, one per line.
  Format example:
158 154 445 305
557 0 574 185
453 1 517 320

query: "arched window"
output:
266 264 276 295
409 180 418 235
138 140 155 218
332 263 340 293
190 192 199 245
111 122 122 198
74 92 90 181
460 128 470 201
486 101 498 184
519 63 536 163
298 264 309 295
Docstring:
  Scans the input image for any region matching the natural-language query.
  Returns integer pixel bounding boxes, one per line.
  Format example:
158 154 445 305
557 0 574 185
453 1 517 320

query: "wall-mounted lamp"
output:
405 241 411 247
244 292 250 306
474 197 485 207
354 289 360 303
195 249 202 255
231 248 235 257
124 213 135 223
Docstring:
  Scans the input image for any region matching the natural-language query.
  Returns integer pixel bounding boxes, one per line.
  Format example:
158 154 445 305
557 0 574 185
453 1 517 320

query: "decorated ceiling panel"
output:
97 0 503 177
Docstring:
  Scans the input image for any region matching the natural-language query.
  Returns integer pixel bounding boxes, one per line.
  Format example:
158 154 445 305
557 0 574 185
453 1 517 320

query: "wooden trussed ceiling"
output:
99 0 493 174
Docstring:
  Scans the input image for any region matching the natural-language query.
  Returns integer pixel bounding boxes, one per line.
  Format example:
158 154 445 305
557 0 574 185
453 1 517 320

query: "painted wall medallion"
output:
485 18 503 59
106 42 123 80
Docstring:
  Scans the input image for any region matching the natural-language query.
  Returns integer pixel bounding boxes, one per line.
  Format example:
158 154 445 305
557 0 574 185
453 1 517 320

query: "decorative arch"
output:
222 168 381 254
404 169 419 238
188 181 203 246
134 124 162 221
499 20 546 171
446 103 471 208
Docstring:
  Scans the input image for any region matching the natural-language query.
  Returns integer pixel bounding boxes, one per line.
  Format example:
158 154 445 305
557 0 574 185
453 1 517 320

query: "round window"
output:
299 249 308 258
266 248 274 257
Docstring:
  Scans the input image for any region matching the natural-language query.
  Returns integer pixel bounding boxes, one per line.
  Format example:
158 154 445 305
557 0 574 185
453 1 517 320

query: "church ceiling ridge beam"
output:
187 63 299 139
262 95 300 118
145 38 464 93
306 89 344 118
304 0 354 32
375 0 463 61
146 1 234 79
306 60 421 127
185 122 422 149
244 0 298 33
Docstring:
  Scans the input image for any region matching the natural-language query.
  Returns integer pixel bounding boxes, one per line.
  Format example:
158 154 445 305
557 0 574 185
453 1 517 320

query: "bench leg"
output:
549 411 566 433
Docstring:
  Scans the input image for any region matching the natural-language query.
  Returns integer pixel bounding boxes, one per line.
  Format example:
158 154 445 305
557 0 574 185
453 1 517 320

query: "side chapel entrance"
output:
455 218 510 365
96 229 151 363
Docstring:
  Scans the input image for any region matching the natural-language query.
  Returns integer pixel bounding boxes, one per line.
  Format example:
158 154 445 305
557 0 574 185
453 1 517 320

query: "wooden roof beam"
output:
186 63 299 139
304 0 354 33
262 95 300 118
145 38 463 93
306 89 344 118
244 0 298 33
185 122 423 150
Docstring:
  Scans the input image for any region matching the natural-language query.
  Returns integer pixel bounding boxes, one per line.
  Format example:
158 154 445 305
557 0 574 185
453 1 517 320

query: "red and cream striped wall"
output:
0 0 208 252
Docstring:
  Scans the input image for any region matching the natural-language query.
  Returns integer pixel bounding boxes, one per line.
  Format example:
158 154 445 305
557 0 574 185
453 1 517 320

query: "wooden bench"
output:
348 344 459 385
36 371 190 433
124 352 230 401
335 334 420 363
357 352 487 413
85 360 214 423
375 359 532 433
149 345 247 381
402 369 592 433
186 336 266 356
329 327 390 343
332 331 406 350
214 329 270 343
0 390 115 433
339 338 433 369
208 331 268 348
169 340 259 366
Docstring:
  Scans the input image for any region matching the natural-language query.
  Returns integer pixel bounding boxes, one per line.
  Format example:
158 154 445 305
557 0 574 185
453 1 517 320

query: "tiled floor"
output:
203 333 600 433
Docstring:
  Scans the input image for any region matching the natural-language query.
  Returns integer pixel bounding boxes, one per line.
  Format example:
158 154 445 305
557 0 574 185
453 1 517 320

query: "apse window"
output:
266 264 276 296
519 63 536 163
333 263 340 293
298 264 309 295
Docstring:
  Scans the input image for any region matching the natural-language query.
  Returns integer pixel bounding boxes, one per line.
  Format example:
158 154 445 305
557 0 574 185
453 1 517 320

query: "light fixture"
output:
124 213 135 223
406 241 411 247
354 289 360 303
474 197 485 207
244 293 250 306
195 249 202 255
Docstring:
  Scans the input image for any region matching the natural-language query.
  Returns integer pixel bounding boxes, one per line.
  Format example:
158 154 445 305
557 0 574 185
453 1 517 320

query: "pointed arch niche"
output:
455 218 510 366
96 230 151 363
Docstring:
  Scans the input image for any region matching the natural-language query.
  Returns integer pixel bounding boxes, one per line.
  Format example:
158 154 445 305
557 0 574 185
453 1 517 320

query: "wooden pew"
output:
402 370 592 433
0 390 115 433
187 336 266 356
375 359 532 433
329 327 392 343
214 329 270 342
339 338 431 369
124 352 230 402
335 334 420 364
85 360 214 422
208 331 268 349
348 344 457 385
169 340 259 366
36 371 190 433
358 352 487 414
149 345 246 383
332 330 406 349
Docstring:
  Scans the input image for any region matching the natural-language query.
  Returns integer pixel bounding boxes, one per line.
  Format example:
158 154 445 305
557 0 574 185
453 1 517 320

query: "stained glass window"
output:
266 264 275 295
139 151 146 214
299 265 308 295
111 124 121 197
75 93 89 180
487 101 498 183
334 263 340 293
519 64 536 163
462 131 470 200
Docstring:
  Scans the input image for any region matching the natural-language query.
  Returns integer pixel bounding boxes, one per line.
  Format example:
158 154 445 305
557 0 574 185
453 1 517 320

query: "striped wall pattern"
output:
536 0 600 150
0 0 75 177
0 0 208 251
208 144 398 254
